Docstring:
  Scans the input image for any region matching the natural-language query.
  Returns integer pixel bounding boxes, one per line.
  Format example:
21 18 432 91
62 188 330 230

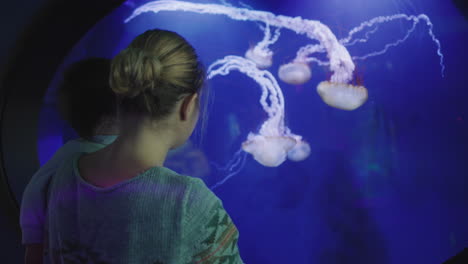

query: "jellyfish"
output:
125 0 446 170
126 0 445 91
242 133 296 167
316 81 368 111
280 44 329 86
125 0 358 85
287 140 311 162
278 62 312 85
245 47 273 69
208 55 305 168
245 23 280 69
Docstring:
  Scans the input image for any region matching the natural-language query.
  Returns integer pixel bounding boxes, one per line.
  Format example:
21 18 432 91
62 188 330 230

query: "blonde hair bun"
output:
110 47 164 98
109 29 205 120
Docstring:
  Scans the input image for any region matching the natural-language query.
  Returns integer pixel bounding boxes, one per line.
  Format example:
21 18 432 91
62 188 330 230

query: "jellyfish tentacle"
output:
339 14 444 76
246 23 281 69
351 19 418 61
210 149 248 190
209 56 307 167
126 0 356 84
341 25 380 47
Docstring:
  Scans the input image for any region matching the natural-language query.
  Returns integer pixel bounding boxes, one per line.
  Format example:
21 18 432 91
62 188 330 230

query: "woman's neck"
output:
107 127 171 169
79 119 175 187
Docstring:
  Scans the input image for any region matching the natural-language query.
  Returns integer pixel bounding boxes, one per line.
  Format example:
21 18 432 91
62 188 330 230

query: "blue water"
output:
38 0 468 263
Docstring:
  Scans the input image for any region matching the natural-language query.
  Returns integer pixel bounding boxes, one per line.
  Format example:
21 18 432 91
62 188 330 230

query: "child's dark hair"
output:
57 57 117 140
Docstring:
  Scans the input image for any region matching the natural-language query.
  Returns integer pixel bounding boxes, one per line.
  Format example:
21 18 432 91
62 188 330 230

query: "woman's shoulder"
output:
151 166 205 187
157 169 207 195
178 175 222 220
147 168 219 207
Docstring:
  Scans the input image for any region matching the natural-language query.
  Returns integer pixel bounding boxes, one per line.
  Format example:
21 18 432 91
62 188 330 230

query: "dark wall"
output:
0 0 124 262
0 1 48 262
0 0 47 71
453 0 468 20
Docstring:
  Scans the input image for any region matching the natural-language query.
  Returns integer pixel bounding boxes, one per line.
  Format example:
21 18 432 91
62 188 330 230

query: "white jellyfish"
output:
245 23 280 69
245 47 273 69
242 133 296 167
125 0 446 170
316 81 368 111
208 56 305 168
278 62 312 85
287 140 311 162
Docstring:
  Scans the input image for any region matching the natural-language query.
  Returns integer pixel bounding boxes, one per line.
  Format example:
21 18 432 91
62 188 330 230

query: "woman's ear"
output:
179 93 199 121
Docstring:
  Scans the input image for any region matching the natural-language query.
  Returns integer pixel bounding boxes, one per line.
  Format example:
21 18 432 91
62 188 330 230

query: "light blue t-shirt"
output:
20 135 118 244
21 135 244 263
44 152 243 263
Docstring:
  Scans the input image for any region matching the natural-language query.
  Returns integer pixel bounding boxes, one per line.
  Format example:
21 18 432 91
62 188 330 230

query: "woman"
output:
45 29 243 263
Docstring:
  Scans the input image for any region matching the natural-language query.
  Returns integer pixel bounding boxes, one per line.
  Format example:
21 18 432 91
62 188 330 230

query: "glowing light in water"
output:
125 0 445 174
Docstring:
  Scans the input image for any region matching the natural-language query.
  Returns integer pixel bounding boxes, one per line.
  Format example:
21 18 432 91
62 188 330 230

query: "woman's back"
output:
46 152 242 264
45 28 244 263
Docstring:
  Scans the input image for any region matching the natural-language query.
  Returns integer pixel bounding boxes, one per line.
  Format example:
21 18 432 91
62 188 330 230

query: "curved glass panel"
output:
37 0 468 263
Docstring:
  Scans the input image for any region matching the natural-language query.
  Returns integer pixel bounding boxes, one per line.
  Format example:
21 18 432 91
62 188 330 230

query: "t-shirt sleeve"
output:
182 178 244 264
20 143 74 245
20 139 107 245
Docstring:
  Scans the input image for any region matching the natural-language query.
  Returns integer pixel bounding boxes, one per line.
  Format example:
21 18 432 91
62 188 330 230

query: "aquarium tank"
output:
37 0 468 263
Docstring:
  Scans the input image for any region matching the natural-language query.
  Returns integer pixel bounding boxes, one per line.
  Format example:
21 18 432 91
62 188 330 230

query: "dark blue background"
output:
36 0 468 263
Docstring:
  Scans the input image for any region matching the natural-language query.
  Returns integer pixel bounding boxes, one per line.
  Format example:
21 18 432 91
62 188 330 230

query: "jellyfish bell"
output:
245 47 273 69
241 133 296 167
316 81 368 111
278 62 312 85
287 140 311 162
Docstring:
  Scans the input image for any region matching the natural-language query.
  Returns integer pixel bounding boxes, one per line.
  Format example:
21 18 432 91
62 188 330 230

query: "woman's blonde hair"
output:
110 29 206 120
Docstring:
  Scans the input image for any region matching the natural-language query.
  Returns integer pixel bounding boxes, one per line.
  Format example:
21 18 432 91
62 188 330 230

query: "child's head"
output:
57 57 118 140
110 29 206 148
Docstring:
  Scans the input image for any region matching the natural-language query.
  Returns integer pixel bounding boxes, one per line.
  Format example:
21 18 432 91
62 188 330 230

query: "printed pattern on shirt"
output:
192 201 241 264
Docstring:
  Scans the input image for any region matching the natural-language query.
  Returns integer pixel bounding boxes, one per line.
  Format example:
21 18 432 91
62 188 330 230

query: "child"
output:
21 57 119 263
